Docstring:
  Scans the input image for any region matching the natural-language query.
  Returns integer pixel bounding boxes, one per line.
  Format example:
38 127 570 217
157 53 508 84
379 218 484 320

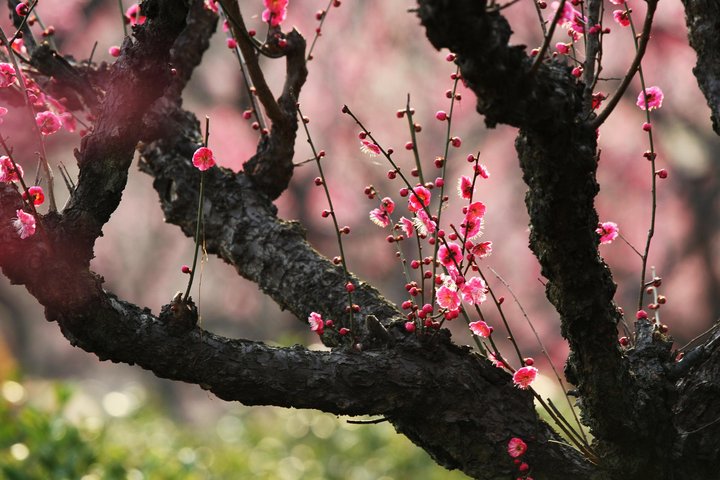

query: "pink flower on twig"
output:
262 0 288 27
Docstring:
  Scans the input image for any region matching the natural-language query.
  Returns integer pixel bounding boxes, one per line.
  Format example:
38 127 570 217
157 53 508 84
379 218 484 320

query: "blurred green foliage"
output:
0 379 468 479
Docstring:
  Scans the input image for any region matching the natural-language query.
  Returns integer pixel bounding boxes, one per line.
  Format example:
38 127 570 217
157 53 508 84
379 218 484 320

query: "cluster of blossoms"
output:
507 437 533 479
350 94 545 390
0 62 77 135
551 1 587 40
1 154 43 240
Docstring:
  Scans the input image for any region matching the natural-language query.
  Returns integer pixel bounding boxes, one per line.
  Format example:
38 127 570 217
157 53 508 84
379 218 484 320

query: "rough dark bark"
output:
3 1 720 479
682 0 720 135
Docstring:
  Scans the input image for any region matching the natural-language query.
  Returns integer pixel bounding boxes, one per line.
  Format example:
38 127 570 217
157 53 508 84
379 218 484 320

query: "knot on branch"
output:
159 292 198 334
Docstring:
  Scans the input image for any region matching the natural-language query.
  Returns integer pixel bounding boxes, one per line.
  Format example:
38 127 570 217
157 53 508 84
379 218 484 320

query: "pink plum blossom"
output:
476 164 490 179
469 320 491 337
399 217 414 237
556 42 570 54
596 221 619 244
461 276 487 305
636 86 664 111
308 312 324 335
0 156 23 182
369 208 390 227
22 186 44 205
436 284 461 311
12 209 36 239
613 9 630 27
262 0 288 27
0 106 7 124
0 63 16 88
369 197 395 228
513 366 538 389
408 186 431 212
125 3 146 25
203 0 219 13
470 240 493 258
413 209 436 236
458 175 474 199
462 201 486 239
360 139 381 156
508 437 528 458
380 197 395 214
192 146 216 171
438 242 462 267
35 111 62 135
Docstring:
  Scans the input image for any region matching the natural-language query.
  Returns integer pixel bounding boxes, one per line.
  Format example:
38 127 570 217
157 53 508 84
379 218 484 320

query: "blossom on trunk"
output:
308 312 324 335
12 209 36 239
596 221 619 244
507 437 527 458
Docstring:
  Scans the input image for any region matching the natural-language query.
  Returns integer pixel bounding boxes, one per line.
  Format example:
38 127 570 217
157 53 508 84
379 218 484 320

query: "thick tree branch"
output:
138 100 403 344
682 0 720 135
59 0 189 265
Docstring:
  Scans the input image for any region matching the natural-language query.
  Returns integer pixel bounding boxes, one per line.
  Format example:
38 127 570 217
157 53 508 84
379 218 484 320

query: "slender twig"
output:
590 0 658 129
118 0 128 37
529 0 566 76
298 106 354 331
429 68 461 305
404 94 425 185
489 267 589 445
677 321 720 352
218 0 283 124
582 0 602 112
624 5 659 311
9 0 39 46
496 0 523 11
0 133 36 215
618 232 643 258
306 0 335 61
184 117 211 302
531 0 548 38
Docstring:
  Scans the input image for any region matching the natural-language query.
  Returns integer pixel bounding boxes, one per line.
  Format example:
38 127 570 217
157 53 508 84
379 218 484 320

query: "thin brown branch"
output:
529 0 566 76
590 0 658 129
217 0 283 125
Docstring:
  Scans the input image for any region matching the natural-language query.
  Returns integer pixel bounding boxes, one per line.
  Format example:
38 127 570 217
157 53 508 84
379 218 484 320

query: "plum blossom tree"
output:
1 0 720 479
